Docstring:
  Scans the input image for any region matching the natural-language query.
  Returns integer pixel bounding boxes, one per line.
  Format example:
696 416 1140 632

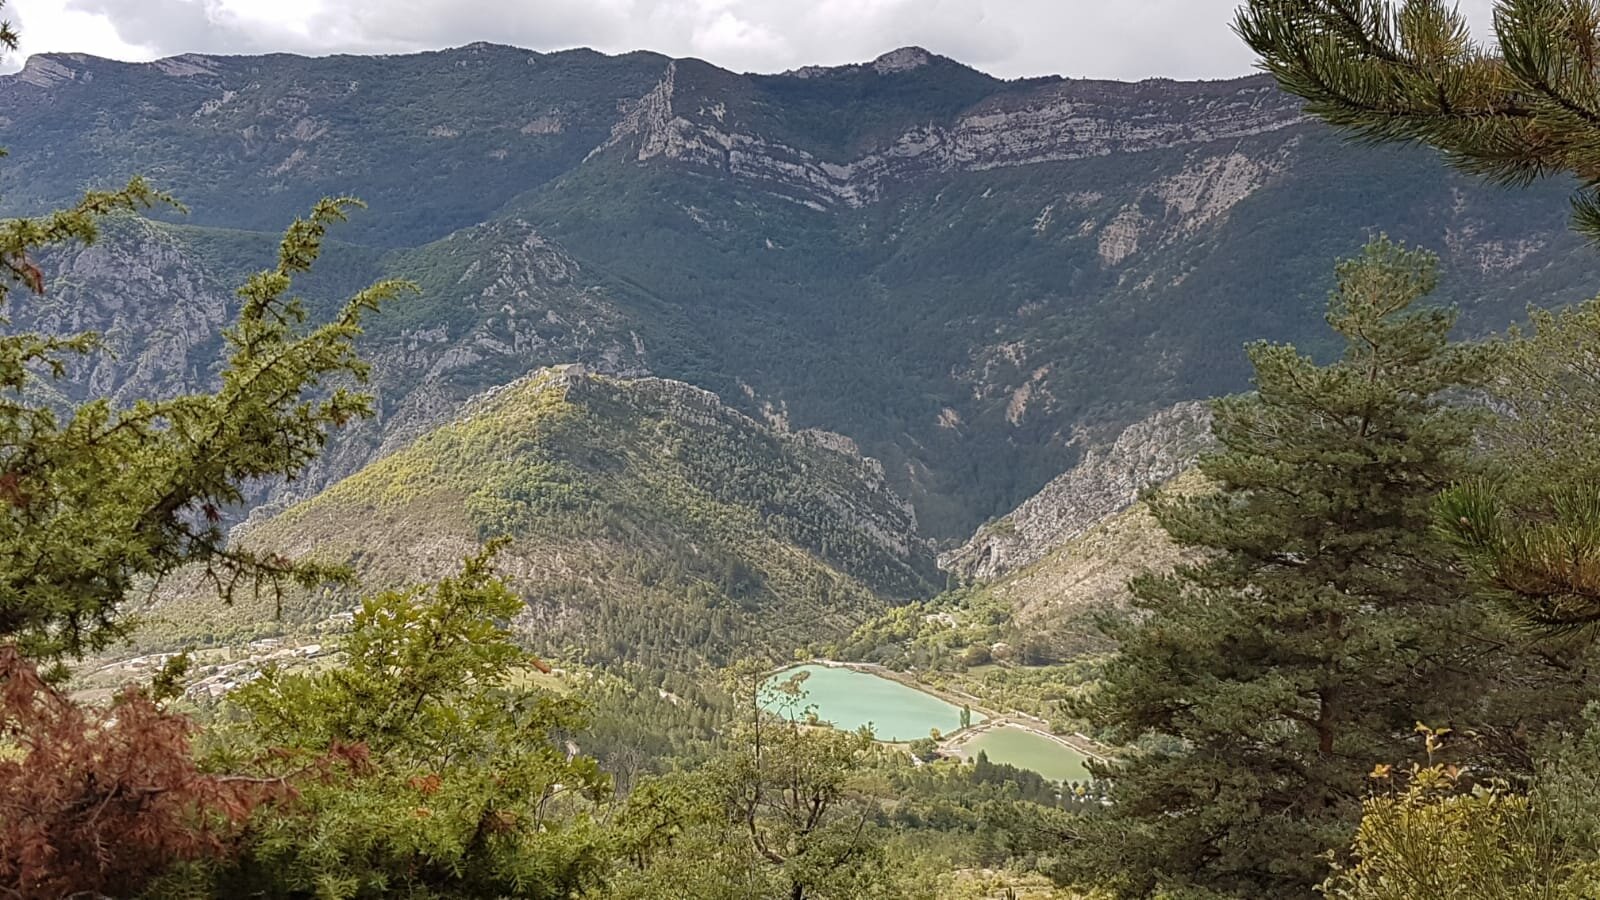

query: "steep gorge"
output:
3 43 1591 540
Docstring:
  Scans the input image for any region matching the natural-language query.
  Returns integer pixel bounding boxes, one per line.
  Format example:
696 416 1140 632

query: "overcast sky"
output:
0 0 1500 81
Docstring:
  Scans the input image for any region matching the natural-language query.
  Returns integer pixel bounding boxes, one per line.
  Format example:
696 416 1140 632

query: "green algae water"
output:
965 725 1094 782
761 664 980 742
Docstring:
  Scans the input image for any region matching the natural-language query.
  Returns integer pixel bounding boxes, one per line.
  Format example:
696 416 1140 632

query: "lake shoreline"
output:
766 659 1115 767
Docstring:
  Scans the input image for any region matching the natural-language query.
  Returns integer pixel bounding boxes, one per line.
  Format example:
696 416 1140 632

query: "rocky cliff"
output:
942 401 1213 580
3 44 1592 539
597 51 1302 210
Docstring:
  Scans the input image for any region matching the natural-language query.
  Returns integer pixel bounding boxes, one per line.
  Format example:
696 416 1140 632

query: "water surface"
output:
761 664 979 742
966 725 1094 782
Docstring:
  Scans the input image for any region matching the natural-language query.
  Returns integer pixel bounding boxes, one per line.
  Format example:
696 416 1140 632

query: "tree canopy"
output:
1066 238 1502 897
1238 0 1600 241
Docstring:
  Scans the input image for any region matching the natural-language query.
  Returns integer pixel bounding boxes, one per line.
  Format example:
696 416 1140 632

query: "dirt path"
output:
942 718 1112 764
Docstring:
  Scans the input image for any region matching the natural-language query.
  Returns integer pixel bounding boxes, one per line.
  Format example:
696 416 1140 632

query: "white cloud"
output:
2 0 147 69
3 0 1505 80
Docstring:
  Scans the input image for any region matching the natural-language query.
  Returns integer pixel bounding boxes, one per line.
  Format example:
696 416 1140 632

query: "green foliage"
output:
1238 0 1600 242
1320 718 1600 900
604 662 916 899
1439 478 1600 635
1068 239 1503 898
185 545 613 898
1434 293 1600 636
1234 11 1600 852
571 669 725 791
0 153 409 663
1324 769 1564 900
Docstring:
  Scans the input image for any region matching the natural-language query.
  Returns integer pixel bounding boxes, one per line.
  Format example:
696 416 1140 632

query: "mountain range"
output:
6 42 1599 662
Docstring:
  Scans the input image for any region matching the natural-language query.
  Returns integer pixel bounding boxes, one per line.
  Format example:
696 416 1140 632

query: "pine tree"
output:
1066 239 1499 898
1435 296 1600 636
1237 0 1600 241
0 10 411 662
1236 0 1600 639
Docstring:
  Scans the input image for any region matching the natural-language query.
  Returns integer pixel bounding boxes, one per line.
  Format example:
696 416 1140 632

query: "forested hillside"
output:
4 43 1596 537
135 367 939 672
15 2 1600 895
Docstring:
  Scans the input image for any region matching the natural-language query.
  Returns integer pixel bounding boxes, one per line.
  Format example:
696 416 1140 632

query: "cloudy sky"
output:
1 0 1499 81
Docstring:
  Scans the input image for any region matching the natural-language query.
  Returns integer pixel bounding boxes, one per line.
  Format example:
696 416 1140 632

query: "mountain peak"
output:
871 46 934 74
779 45 957 79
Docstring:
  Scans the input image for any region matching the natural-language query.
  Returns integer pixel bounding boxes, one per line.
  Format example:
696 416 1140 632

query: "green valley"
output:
13 3 1600 896
6 43 1600 539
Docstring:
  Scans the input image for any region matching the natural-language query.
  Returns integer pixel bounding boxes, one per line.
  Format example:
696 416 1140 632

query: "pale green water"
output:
761 664 981 742
966 725 1094 783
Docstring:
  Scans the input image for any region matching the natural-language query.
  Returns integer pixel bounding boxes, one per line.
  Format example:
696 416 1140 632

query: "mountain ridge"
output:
4 42 1595 540
139 366 937 669
10 42 1270 92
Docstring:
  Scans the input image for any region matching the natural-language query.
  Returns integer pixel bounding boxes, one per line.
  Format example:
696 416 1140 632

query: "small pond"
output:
964 725 1095 783
761 664 981 742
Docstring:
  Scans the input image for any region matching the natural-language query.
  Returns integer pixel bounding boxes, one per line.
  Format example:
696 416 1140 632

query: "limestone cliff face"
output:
941 401 1214 581
4 43 1593 541
597 52 1302 210
29 220 231 406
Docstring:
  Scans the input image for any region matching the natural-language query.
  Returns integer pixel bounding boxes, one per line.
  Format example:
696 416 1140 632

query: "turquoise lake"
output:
964 725 1094 783
761 664 981 742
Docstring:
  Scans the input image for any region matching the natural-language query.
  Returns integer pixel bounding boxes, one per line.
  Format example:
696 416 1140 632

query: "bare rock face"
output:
941 401 1214 581
274 224 649 514
31 219 231 405
871 47 933 75
14 54 89 88
597 63 1303 210
36 216 652 523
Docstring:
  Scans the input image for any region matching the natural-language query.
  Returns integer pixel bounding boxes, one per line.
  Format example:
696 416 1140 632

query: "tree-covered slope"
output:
150 368 938 670
0 45 671 246
8 44 1600 540
521 110 1595 535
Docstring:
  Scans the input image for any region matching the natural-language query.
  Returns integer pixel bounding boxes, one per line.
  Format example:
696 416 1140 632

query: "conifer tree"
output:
0 2 410 663
1435 297 1600 636
1237 0 1600 638
1067 238 1498 898
182 545 613 897
1237 0 1600 241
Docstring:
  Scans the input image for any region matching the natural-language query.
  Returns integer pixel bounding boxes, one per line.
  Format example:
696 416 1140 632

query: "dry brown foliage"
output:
0 645 273 898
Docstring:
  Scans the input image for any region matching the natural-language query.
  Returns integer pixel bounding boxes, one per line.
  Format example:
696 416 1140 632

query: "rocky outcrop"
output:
31 219 231 405
597 63 1302 209
283 225 648 510
35 217 651 522
13 54 91 88
941 401 1214 581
